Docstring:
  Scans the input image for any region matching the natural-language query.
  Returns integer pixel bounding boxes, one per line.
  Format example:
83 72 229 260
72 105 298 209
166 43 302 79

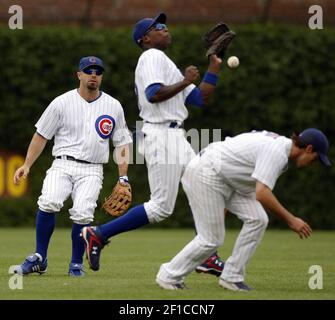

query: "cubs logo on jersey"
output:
95 115 115 139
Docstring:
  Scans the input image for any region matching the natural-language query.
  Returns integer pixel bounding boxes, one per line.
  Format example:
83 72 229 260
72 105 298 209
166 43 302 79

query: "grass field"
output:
0 228 334 300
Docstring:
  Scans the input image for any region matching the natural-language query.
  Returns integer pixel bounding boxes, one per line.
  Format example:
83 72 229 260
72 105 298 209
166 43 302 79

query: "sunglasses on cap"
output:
82 67 103 76
144 23 167 36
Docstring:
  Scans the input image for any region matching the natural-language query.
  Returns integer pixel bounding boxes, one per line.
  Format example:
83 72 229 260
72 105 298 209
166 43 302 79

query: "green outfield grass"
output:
0 228 334 300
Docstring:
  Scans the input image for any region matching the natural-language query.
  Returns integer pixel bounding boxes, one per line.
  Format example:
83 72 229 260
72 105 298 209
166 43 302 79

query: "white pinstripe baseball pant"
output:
141 123 195 223
156 154 268 283
37 159 103 225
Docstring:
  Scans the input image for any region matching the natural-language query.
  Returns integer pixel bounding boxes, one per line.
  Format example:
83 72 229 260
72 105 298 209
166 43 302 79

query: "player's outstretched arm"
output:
13 132 48 185
255 181 312 239
198 54 222 104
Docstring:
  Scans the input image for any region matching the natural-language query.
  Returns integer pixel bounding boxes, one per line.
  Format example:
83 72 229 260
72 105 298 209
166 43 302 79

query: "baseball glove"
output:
203 22 236 58
102 181 132 217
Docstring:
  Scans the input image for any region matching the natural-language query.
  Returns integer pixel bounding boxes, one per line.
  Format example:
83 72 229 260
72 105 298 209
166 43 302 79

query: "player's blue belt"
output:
56 155 92 164
169 121 184 128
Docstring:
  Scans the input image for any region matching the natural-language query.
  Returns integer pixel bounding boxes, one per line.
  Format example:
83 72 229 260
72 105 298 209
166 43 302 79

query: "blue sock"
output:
71 223 90 264
35 209 56 260
99 204 149 239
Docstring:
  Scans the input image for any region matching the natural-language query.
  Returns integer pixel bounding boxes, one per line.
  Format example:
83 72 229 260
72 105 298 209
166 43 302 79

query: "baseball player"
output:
81 12 224 275
155 128 331 290
13 56 132 277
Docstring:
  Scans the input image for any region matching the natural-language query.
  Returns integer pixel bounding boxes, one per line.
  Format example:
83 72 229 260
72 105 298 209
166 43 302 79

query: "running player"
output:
81 12 224 275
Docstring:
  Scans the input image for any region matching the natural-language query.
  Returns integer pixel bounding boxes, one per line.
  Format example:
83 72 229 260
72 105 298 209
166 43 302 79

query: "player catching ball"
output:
81 13 234 276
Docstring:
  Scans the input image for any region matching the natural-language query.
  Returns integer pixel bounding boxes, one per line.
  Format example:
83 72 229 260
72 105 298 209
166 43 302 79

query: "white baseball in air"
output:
227 56 239 68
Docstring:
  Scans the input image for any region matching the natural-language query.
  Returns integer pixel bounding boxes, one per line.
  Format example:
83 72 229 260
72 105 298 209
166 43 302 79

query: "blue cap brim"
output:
153 12 167 25
146 12 167 31
319 153 331 166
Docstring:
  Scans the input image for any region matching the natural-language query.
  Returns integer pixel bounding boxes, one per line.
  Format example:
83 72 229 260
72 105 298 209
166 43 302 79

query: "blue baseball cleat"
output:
68 262 85 277
81 226 109 271
14 253 47 275
219 279 252 291
195 254 224 277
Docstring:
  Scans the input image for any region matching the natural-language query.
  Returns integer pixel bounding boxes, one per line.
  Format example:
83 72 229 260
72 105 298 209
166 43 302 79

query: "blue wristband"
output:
203 72 218 86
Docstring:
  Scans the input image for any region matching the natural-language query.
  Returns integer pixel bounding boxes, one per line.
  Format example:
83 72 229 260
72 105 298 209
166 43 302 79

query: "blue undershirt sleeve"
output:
185 87 204 108
145 83 162 103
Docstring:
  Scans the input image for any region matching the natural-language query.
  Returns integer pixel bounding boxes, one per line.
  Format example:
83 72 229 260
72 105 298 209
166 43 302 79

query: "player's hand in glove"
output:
102 177 132 217
203 22 236 59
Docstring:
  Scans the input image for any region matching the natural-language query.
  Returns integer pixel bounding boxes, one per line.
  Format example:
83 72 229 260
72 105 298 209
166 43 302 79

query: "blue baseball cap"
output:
132 12 167 46
299 128 331 166
79 56 105 71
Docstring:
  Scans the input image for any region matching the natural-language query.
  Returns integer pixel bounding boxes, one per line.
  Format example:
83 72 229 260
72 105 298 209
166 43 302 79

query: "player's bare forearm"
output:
14 132 47 184
255 181 295 223
24 132 48 168
115 145 130 177
207 54 222 75
150 81 191 103
151 65 199 103
255 181 312 238
118 162 129 177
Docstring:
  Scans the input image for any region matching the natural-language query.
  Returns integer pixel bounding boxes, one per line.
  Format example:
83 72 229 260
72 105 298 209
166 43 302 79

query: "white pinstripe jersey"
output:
202 130 292 195
35 89 132 164
135 48 195 123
